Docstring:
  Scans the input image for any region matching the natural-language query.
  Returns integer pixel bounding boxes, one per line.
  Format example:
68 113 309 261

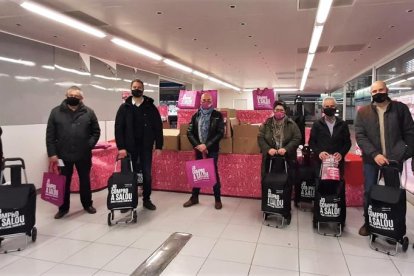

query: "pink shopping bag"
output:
178 90 201 109
321 166 340 181
185 158 217 188
252 88 275 110
41 172 66 207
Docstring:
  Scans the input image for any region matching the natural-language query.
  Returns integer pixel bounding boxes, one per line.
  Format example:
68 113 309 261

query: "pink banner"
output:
158 105 168 121
253 88 275 110
178 90 201 109
236 110 273 124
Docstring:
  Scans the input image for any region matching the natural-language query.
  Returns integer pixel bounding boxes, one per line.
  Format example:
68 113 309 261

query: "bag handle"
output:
268 155 287 174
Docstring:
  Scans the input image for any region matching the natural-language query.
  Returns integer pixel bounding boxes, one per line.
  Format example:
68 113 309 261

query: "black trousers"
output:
60 156 93 212
192 151 221 201
131 149 153 202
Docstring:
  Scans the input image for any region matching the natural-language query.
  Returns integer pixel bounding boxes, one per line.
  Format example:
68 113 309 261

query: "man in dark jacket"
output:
309 96 351 174
183 93 225 209
115 79 163 210
46 86 101 219
0 126 4 183
355 80 414 236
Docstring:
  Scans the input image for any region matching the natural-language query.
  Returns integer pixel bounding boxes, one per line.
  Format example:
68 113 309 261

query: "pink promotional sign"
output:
122 91 130 102
41 172 66 207
178 90 201 109
252 88 275 110
185 158 217 188
158 105 168 121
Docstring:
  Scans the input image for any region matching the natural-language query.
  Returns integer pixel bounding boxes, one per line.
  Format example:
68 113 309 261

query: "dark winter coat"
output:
187 109 225 153
115 95 163 153
46 100 101 162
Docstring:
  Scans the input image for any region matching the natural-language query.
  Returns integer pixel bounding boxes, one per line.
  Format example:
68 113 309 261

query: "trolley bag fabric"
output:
41 172 66 207
0 184 36 236
366 186 406 240
107 161 138 210
261 156 290 215
314 179 346 223
185 158 217 188
296 166 316 203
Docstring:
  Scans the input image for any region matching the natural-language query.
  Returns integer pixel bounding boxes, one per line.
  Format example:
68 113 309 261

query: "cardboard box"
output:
179 123 189 135
217 108 237 118
219 137 232 154
163 129 180 151
180 135 193 151
232 124 260 154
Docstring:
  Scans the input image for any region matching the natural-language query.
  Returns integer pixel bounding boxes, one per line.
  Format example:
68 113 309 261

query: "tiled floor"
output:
1 190 414 275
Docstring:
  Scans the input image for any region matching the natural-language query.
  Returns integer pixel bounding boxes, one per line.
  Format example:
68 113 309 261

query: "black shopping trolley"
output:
0 158 37 253
313 156 346 237
295 145 316 211
262 155 292 228
367 161 409 255
107 155 138 226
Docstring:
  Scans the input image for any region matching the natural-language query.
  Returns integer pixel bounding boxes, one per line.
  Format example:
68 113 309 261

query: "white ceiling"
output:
1 0 414 93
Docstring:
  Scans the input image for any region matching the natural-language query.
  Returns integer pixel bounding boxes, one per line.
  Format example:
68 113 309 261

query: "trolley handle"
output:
268 155 288 174
2 157 25 169
114 154 133 173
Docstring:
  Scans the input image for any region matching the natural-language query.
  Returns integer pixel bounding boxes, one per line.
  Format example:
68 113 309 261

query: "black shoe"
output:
143 200 156 210
54 210 68 219
84 206 97 214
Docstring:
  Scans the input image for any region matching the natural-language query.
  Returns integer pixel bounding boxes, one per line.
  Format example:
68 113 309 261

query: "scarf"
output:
198 108 213 144
272 117 285 149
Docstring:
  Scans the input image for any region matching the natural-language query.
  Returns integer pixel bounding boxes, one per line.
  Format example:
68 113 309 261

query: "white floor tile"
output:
198 259 250 276
102 247 151 274
160 255 205 276
95 225 145 247
220 224 261 243
42 263 97 275
392 260 414 275
179 236 217 258
345 254 400 275
186 220 227 238
26 238 90 262
64 223 111 242
6 234 56 257
339 236 391 259
252 244 299 271
299 249 349 275
249 265 299 276
0 257 56 275
209 239 256 264
37 219 86 237
130 230 172 251
0 253 21 269
258 226 299 248
64 243 125 269
298 231 342 253
93 270 129 276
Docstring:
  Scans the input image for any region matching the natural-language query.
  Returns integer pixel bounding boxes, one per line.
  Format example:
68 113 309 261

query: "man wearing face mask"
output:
183 93 225 209
309 97 351 175
355 80 414 236
115 79 163 211
46 86 101 219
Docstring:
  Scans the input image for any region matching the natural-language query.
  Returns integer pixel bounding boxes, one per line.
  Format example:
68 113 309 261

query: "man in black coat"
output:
183 93 225 209
309 96 352 174
0 126 4 183
46 86 101 219
115 79 163 210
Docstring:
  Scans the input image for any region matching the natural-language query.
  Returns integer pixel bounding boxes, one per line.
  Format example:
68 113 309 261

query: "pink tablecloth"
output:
236 110 273 124
70 143 118 192
177 109 197 129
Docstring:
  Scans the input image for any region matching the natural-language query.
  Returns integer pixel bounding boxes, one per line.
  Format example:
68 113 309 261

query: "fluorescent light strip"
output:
41 65 55 70
55 82 82 87
389 87 412 90
55 64 91 76
316 0 334 24
243 89 253 92
111 38 162 61
163 59 193 73
389 79 406 86
274 88 299 92
123 79 132 83
300 67 311 91
0 56 35 66
94 74 121 81
304 53 315 70
15 75 51 82
20 1 106 38
91 84 107 90
308 25 324 54
193 70 209 79
148 84 159 88
407 76 414 81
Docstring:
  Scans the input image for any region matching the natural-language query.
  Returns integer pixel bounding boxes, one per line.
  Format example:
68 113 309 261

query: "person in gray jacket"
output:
355 80 414 236
46 86 101 219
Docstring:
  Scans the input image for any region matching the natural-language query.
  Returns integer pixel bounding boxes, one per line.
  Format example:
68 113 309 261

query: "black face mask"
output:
372 93 388 103
323 107 336 117
66 97 80 106
131 89 143 97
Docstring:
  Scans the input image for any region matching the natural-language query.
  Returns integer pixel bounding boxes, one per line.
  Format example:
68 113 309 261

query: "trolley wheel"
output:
312 221 317 229
402 237 409 252
0 237 3 246
111 210 115 220
132 210 138 223
263 212 268 220
371 234 376 243
107 213 112 226
31 227 37 242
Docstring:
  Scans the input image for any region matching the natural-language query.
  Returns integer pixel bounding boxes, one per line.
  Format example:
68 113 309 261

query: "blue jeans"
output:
192 151 221 201
363 163 379 217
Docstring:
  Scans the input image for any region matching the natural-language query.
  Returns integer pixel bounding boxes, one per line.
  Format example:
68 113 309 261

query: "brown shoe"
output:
215 201 222 210
54 210 68 219
183 197 199 208
358 224 369 236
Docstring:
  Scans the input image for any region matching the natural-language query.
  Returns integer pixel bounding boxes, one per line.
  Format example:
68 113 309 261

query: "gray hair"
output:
66 86 84 98
322 96 337 106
